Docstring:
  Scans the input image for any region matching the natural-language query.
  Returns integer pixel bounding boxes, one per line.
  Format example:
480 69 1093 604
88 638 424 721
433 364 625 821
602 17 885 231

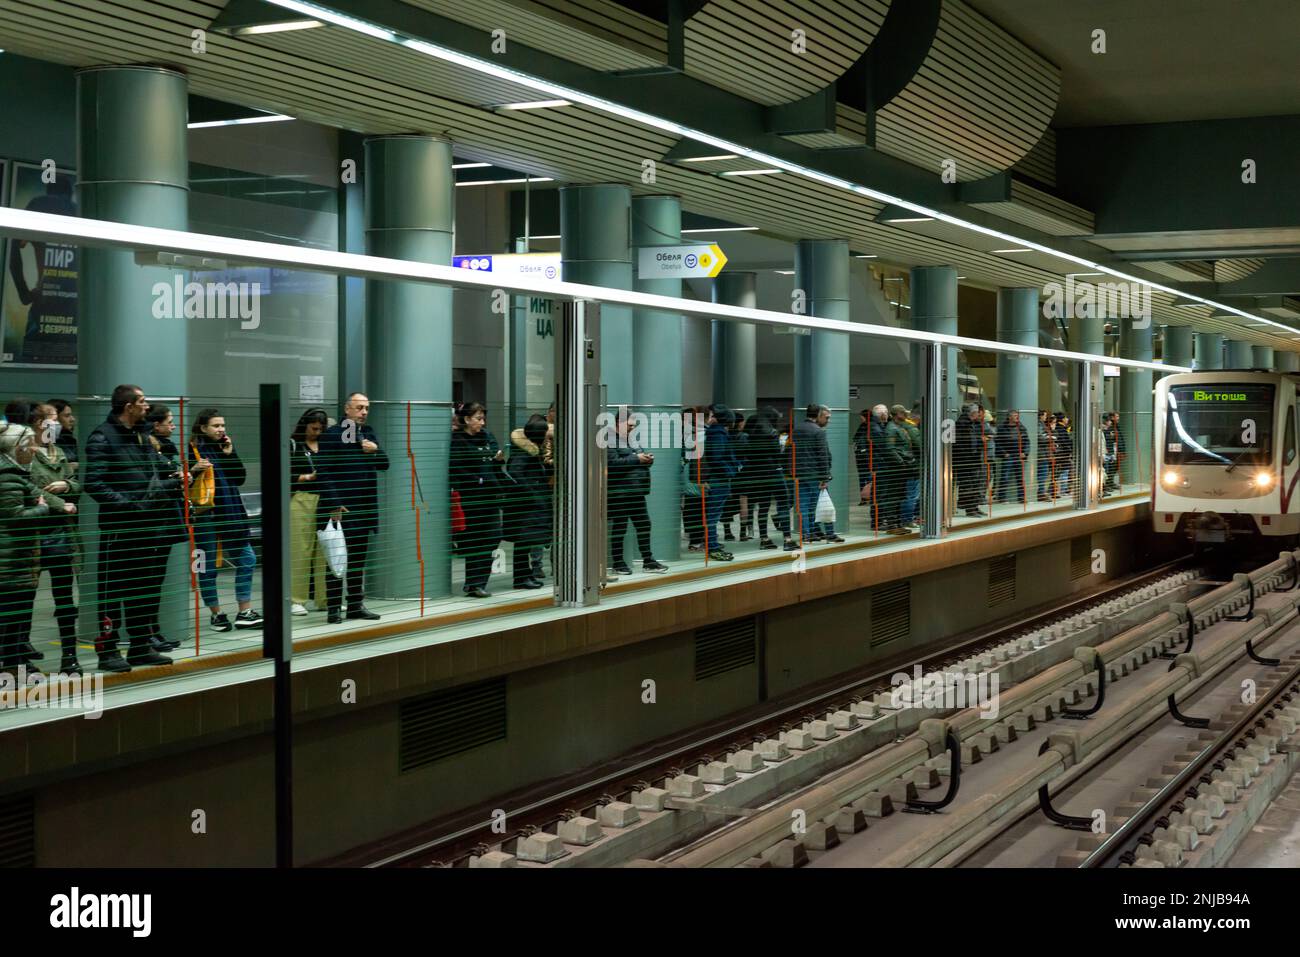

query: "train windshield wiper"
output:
1224 449 1253 473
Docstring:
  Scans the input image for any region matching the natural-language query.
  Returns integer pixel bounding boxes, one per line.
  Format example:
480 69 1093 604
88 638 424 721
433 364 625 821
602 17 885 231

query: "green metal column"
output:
795 240 851 524
1162 325 1194 369
363 135 454 598
712 271 757 409
1195 332 1224 370
76 65 189 645
1253 345 1274 370
632 194 683 561
911 266 960 418
561 184 633 404
1068 310 1106 356
997 287 1039 496
1226 339 1254 369
996 288 1039 416
1119 321 1153 486
1277 351 1300 373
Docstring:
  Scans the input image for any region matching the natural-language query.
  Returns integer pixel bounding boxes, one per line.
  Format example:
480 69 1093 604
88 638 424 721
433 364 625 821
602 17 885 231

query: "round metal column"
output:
1119 320 1154 486
76 65 190 647
1226 339 1254 369
712 271 757 410
561 184 633 404
794 240 851 525
1253 345 1274 370
1195 332 1224 370
632 193 684 561
1162 325 1194 369
1276 351 1300 372
364 135 454 598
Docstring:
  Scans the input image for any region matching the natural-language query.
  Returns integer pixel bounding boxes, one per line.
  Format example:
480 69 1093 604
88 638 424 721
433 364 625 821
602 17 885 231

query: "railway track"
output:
344 556 1205 867
663 551 1300 869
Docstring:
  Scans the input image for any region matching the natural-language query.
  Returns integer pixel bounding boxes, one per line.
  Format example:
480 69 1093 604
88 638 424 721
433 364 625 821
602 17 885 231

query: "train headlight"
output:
1254 471 1275 490
1162 470 1182 487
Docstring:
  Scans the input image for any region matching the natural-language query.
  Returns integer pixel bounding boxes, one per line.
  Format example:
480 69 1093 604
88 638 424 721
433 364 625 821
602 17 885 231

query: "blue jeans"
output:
704 481 730 550
998 457 1024 503
193 521 256 608
797 480 834 540
1036 457 1050 499
900 477 920 524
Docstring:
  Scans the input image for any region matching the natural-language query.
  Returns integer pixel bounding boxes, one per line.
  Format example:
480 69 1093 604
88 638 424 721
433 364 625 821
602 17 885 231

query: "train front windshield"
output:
1164 384 1274 467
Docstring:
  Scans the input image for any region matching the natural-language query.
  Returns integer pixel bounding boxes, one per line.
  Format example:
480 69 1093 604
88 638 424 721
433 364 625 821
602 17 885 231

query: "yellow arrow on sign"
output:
702 243 728 277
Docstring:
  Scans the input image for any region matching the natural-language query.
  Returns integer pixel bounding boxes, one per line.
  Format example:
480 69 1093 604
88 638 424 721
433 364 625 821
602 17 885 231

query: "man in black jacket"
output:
606 408 668 575
792 404 844 543
316 392 389 623
84 384 189 672
954 404 986 516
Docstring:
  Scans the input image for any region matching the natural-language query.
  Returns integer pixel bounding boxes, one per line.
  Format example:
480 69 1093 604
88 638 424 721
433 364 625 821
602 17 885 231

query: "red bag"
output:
451 489 466 535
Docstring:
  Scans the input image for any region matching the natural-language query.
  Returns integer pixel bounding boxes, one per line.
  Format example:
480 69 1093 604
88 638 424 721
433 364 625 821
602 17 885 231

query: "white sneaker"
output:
291 603 309 617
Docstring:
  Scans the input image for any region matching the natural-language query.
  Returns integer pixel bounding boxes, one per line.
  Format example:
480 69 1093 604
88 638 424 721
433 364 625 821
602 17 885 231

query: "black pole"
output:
260 383 292 868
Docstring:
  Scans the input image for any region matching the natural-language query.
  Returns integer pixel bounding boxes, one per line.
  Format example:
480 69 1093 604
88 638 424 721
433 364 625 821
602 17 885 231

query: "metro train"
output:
1153 370 1300 543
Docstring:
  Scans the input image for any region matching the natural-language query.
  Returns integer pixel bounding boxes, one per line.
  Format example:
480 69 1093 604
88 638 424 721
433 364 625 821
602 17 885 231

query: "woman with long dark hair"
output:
449 403 504 598
189 408 262 631
290 408 330 616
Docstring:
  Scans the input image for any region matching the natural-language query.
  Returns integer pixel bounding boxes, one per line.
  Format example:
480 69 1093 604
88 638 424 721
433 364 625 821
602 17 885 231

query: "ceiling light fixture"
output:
234 19 323 34
187 114 294 129
853 254 878 259
260 0 1295 339
718 169 783 177
679 154 739 163
495 99 572 111
452 161 491 170
456 177 555 187
992 248 1034 254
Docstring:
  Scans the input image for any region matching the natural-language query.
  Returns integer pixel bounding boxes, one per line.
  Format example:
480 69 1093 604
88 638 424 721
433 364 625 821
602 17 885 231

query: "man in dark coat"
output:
792 403 843 543
954 404 986 516
606 408 669 575
83 384 188 672
316 392 389 622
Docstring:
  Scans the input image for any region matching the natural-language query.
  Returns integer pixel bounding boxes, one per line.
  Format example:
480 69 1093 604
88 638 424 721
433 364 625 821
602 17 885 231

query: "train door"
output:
1283 395 1298 517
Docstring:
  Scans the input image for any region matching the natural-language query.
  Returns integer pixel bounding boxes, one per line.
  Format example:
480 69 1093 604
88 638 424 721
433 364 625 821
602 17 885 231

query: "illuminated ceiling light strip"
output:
233 19 323 34
262 2 1293 335
455 177 554 186
854 254 878 259
495 99 572 110
452 161 491 169
992 248 1034 253
679 154 739 163
0 206 1186 373
719 168 783 177
884 216 934 223
774 269 795 275
187 114 294 128
1067 272 1104 277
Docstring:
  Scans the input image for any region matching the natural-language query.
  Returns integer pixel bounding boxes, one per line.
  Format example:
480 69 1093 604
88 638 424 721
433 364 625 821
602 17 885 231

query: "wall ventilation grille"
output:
988 554 1018 607
1070 534 1092 580
399 678 507 773
871 581 911 648
695 618 758 680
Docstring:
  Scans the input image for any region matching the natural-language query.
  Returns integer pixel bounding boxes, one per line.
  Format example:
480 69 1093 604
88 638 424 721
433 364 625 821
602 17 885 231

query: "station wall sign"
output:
637 243 728 279
452 252 562 281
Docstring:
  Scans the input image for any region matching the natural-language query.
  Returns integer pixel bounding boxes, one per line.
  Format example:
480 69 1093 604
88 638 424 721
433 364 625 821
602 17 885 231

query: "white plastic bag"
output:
317 519 348 578
814 488 836 525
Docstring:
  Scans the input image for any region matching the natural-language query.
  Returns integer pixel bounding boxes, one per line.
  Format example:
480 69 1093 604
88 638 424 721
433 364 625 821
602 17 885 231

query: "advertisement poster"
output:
2 161 78 366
